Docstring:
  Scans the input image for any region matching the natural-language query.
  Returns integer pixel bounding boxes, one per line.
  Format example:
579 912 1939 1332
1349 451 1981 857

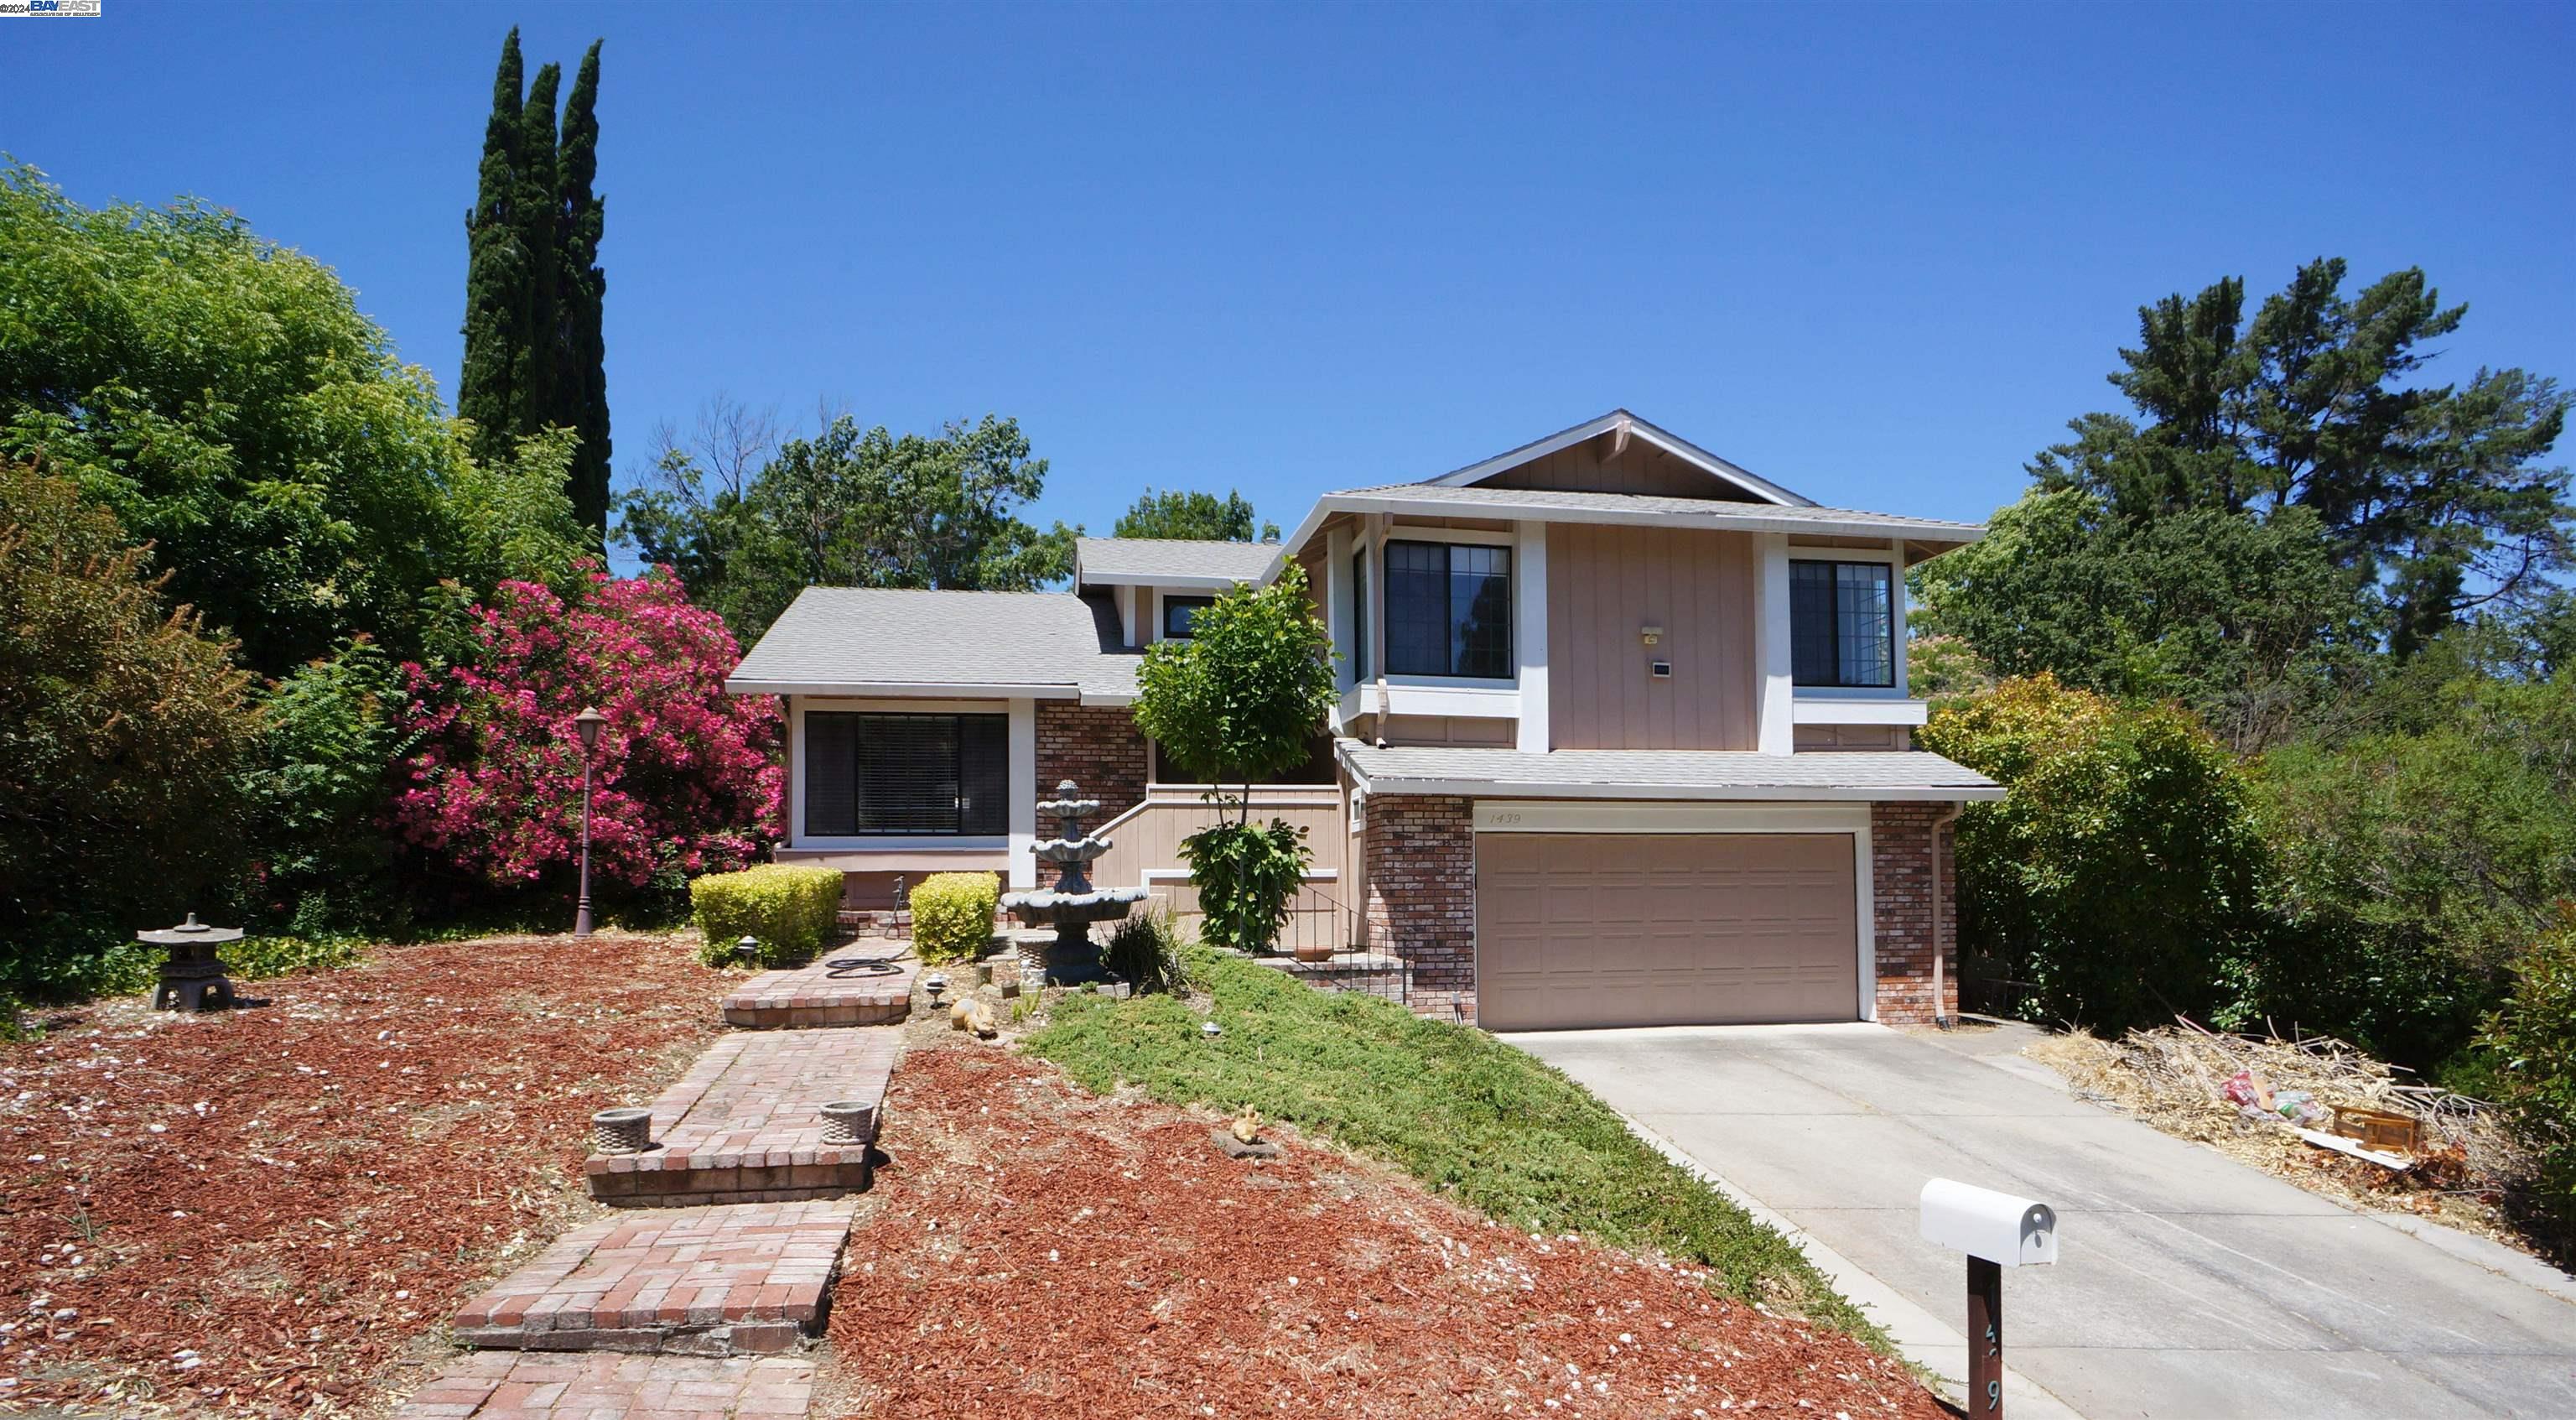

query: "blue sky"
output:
8 3 2569 558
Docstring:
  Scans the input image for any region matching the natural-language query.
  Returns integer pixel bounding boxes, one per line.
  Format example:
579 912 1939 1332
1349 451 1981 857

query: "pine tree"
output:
457 29 529 466
558 41 611 533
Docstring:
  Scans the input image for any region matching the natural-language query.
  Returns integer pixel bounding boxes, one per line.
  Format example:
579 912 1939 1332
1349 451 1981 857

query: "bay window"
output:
1789 559 1895 689
1385 539 1512 679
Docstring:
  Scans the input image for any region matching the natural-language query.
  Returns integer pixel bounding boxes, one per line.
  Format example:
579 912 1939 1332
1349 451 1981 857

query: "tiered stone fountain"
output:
1002 779 1148 986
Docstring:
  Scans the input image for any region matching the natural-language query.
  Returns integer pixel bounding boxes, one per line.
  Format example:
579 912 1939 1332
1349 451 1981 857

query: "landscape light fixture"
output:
572 707 608 939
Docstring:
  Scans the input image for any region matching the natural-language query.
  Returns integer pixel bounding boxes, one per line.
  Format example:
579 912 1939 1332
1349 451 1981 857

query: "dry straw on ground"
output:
2028 1019 2533 1252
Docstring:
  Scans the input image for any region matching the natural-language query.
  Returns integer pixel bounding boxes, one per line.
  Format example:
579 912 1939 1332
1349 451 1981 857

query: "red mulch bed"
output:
827 1043 1945 1420
0 934 729 1416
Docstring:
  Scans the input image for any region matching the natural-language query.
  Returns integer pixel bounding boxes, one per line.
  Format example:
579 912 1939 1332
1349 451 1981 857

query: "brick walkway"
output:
393 1351 812 1418
722 951 917 1028
587 1027 901 1204
452 1200 857 1355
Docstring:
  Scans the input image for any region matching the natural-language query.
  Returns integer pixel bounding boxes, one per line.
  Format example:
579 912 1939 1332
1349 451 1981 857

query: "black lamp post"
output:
573 706 608 939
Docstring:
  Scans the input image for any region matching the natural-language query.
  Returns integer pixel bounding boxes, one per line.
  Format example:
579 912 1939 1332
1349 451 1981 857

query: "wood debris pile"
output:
2030 1018 2527 1250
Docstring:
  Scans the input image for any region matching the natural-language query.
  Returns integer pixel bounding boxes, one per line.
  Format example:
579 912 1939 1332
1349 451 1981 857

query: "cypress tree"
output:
515 60 564 470
558 41 611 534
457 29 529 467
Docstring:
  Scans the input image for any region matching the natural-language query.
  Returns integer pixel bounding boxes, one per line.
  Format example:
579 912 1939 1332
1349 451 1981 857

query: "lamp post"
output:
573 706 608 939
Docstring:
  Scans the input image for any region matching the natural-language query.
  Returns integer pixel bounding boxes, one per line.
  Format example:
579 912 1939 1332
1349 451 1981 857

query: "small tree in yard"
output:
1131 563 1337 953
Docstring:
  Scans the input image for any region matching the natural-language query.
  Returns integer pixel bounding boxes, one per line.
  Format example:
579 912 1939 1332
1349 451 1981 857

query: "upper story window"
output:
1348 545 1372 681
1790 559 1895 689
805 711 1009 837
1386 539 1511 679
1161 595 1214 640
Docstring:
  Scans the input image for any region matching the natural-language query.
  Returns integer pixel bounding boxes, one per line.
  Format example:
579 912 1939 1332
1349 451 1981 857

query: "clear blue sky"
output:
8 3 2569 556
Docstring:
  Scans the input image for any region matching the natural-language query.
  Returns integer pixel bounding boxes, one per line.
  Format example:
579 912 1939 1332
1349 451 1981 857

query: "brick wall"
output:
1870 802 1958 1024
1035 702 1148 819
1360 795 1477 1024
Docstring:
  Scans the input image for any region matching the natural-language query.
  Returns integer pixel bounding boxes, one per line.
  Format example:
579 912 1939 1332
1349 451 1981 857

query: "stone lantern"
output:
138 913 240 1012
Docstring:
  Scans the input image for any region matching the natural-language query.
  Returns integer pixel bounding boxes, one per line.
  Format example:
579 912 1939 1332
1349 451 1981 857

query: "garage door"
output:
1476 833 1857 1031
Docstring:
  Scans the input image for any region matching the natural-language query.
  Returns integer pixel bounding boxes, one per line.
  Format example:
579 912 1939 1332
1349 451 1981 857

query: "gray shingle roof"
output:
1339 744 2002 801
1074 537 1280 586
1319 483 1984 544
726 587 1139 700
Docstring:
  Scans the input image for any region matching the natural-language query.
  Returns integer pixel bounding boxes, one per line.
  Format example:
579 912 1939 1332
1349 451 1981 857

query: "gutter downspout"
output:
1930 802 1963 1029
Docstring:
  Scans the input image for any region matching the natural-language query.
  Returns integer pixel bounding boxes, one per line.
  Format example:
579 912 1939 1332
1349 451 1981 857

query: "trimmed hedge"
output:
911 871 1000 964
691 865 844 967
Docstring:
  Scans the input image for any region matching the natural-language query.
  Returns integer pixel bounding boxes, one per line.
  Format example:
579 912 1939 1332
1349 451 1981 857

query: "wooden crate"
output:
2331 1105 2421 1154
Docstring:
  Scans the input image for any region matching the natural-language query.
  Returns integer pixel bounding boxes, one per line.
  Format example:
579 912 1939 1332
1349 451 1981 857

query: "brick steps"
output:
586 1027 899 1206
721 952 915 1029
451 1200 854 1355
395 1351 813 1417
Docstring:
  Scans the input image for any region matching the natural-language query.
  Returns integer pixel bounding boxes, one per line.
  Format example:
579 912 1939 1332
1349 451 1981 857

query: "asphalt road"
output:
1506 1022 2576 1420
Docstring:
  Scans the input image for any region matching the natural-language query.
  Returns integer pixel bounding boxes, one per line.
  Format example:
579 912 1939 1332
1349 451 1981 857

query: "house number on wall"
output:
1486 811 1524 826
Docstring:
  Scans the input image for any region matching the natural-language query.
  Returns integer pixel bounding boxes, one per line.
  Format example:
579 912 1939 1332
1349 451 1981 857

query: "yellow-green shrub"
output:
691 865 844 966
911 871 1000 964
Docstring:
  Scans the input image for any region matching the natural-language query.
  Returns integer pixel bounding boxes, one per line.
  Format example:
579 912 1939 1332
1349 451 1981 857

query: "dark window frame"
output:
1161 594 1215 640
1789 559 1897 689
802 710 1010 838
1348 544 1371 681
1384 538 1514 680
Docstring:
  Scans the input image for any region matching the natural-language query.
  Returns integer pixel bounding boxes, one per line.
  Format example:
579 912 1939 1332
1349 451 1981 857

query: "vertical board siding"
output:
1483 439 1762 501
1546 524 1758 750
1086 788 1351 931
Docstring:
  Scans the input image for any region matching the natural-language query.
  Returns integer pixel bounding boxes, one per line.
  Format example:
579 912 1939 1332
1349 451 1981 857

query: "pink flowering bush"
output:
391 567 782 901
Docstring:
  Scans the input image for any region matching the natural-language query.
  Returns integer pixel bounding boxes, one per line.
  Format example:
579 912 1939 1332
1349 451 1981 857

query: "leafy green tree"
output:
1132 564 1337 952
2032 259 2569 654
1914 488 2372 751
615 413 1075 642
2254 672 2576 1067
1920 675 2270 1032
1113 487 1279 542
458 29 610 533
2479 908 2576 1240
0 463 258 991
0 162 576 679
236 638 417 936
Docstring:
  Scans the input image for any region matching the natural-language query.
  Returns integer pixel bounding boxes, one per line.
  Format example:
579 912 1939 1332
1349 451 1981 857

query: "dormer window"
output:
1386 540 1511 679
1790 559 1894 689
1161 595 1214 640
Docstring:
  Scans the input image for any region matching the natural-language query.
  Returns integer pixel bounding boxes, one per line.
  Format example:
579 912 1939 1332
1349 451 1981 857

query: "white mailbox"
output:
1919 1178 2058 1267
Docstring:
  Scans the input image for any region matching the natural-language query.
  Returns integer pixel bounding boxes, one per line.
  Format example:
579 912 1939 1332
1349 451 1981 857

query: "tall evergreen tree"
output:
457 32 610 536
558 42 611 533
457 29 530 466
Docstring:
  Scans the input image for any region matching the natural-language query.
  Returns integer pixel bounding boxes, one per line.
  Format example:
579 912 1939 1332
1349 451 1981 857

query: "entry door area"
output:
1475 832 1858 1031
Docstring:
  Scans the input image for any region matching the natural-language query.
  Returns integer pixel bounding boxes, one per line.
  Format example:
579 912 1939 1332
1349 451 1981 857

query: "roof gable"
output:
1426 410 1813 507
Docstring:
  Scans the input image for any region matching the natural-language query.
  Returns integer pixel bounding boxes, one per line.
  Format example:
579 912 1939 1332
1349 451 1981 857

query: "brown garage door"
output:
1476 833 1857 1031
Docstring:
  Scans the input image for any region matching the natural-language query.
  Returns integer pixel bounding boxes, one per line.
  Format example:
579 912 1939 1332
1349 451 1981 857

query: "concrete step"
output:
587 1027 898 1206
721 952 915 1029
397 1350 813 1417
450 1200 854 1355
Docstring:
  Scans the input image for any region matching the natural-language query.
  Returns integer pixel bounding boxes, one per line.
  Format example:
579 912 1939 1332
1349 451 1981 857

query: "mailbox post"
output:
1919 1178 2057 1417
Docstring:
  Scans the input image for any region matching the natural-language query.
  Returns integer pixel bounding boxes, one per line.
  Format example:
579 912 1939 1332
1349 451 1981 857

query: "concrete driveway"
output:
1505 1022 2576 1420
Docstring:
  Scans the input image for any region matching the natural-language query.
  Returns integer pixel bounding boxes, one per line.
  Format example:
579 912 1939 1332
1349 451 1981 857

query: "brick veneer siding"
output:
1361 795 1478 1023
1035 702 1148 819
1870 801 1958 1025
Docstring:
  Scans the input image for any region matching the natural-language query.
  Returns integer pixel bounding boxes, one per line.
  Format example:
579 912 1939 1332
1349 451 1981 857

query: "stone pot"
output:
590 1106 653 1155
819 1099 880 1147
1291 944 1336 964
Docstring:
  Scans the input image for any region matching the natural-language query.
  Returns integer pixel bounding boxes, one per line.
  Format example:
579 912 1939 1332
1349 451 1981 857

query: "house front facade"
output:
724 410 2001 1030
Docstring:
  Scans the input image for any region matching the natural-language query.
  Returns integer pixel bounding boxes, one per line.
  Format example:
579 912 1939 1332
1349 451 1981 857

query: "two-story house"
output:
724 410 2002 1030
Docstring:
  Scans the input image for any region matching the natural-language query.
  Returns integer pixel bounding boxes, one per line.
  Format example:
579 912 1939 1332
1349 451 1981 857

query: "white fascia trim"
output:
1282 493 1981 550
1379 682 1519 719
1343 773 2002 804
729 678 1081 700
1792 695 1930 726
1473 800 1868 833
1082 571 1262 591
1078 691 1135 708
1424 411 1813 507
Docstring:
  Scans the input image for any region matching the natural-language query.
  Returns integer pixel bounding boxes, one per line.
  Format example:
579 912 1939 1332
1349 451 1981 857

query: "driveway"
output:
1505 1022 2576 1420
